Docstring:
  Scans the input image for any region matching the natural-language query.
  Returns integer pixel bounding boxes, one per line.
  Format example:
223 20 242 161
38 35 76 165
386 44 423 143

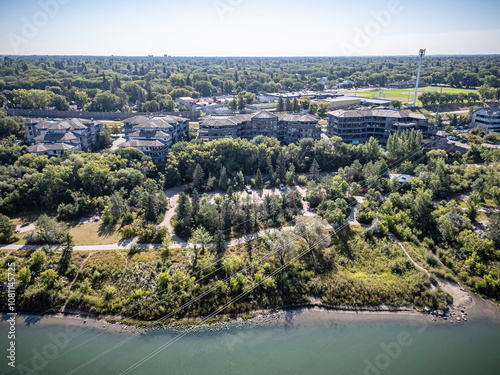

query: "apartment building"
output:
198 110 321 143
120 114 189 163
472 106 500 132
327 109 431 144
25 118 103 156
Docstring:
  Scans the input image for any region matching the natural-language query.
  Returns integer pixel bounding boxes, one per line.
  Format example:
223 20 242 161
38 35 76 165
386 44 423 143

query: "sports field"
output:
351 86 478 106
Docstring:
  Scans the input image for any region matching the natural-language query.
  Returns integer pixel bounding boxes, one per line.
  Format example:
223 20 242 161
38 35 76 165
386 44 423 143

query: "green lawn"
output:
7 211 122 246
352 86 478 106
68 221 122 245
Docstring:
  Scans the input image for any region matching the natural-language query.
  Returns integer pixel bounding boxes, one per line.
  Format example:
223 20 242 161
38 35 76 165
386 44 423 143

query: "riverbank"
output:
1 308 441 337
8 286 500 335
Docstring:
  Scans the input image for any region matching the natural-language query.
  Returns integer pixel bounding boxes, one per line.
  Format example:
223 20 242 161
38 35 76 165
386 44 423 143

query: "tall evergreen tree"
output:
191 189 200 225
277 96 284 112
192 163 204 191
310 158 321 181
255 168 263 188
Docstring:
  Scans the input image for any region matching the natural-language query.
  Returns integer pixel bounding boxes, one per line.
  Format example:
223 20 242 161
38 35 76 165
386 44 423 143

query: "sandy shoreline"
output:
5 300 499 335
3 280 499 334
2 308 437 336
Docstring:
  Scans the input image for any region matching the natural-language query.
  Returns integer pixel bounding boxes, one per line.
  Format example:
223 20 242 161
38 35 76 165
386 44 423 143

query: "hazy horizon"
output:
2 53 500 58
1 0 499 56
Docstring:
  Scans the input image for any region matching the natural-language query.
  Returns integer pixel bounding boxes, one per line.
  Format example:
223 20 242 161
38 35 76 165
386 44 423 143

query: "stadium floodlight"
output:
412 49 426 107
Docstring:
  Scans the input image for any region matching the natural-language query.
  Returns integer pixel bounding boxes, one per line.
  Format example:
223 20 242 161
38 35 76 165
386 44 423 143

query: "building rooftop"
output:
475 106 500 117
128 130 171 138
200 111 320 127
329 108 426 120
28 118 96 131
34 132 78 142
360 98 392 105
322 97 361 103
35 120 72 130
124 115 189 127
119 140 166 148
66 118 89 130
278 113 319 122
251 110 278 119
27 143 75 152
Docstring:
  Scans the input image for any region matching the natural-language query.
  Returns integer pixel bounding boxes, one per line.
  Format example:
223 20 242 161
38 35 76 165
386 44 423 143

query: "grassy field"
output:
352 86 478 106
8 211 122 246
68 222 122 245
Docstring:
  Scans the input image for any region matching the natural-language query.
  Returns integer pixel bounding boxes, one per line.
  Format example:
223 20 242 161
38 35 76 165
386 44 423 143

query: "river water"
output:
1 313 500 375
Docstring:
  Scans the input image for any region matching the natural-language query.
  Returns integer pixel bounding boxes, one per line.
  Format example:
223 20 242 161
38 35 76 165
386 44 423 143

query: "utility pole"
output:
412 49 426 107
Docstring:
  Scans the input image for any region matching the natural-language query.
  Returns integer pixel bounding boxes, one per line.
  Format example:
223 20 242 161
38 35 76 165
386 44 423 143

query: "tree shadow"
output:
98 221 117 237
1 313 44 326
22 314 44 326
333 227 355 260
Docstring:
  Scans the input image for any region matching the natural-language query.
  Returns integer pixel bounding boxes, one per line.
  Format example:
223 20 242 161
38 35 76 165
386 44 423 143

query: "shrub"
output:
128 244 140 256
424 251 439 267
120 225 137 240
297 175 308 186
391 262 403 275
57 203 80 221
0 213 15 243
102 285 116 301
24 215 69 245
3 255 15 268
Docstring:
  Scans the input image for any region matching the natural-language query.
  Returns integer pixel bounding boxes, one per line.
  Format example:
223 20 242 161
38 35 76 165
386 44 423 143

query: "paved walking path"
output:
0 184 307 252
3 186 495 253
346 196 365 226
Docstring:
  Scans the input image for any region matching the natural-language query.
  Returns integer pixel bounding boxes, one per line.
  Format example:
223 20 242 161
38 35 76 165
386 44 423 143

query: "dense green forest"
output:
1 55 499 112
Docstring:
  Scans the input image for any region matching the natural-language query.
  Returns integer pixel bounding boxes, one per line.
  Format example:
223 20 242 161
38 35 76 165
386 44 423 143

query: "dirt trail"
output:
388 233 475 310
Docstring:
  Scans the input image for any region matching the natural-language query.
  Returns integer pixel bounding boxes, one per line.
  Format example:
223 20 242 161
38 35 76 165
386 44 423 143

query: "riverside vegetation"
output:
1 128 500 322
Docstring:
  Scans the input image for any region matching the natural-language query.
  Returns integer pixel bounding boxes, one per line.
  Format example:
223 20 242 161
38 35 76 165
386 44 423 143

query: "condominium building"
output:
472 106 500 132
25 118 103 155
198 110 321 143
119 114 189 163
327 109 431 144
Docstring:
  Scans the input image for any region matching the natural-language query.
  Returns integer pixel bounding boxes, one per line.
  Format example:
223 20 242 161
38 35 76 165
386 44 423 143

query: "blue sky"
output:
0 0 499 56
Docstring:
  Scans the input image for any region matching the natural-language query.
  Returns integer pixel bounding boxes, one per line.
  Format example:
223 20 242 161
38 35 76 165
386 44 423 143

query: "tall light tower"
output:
412 49 426 107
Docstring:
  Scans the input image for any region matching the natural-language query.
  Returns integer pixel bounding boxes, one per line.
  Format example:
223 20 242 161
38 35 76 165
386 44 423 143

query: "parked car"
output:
279 184 286 191
245 186 252 194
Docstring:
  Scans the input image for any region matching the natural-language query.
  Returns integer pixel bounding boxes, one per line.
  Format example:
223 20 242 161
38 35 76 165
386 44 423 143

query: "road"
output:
346 196 365 226
430 110 470 116
111 136 126 150
447 139 500 151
